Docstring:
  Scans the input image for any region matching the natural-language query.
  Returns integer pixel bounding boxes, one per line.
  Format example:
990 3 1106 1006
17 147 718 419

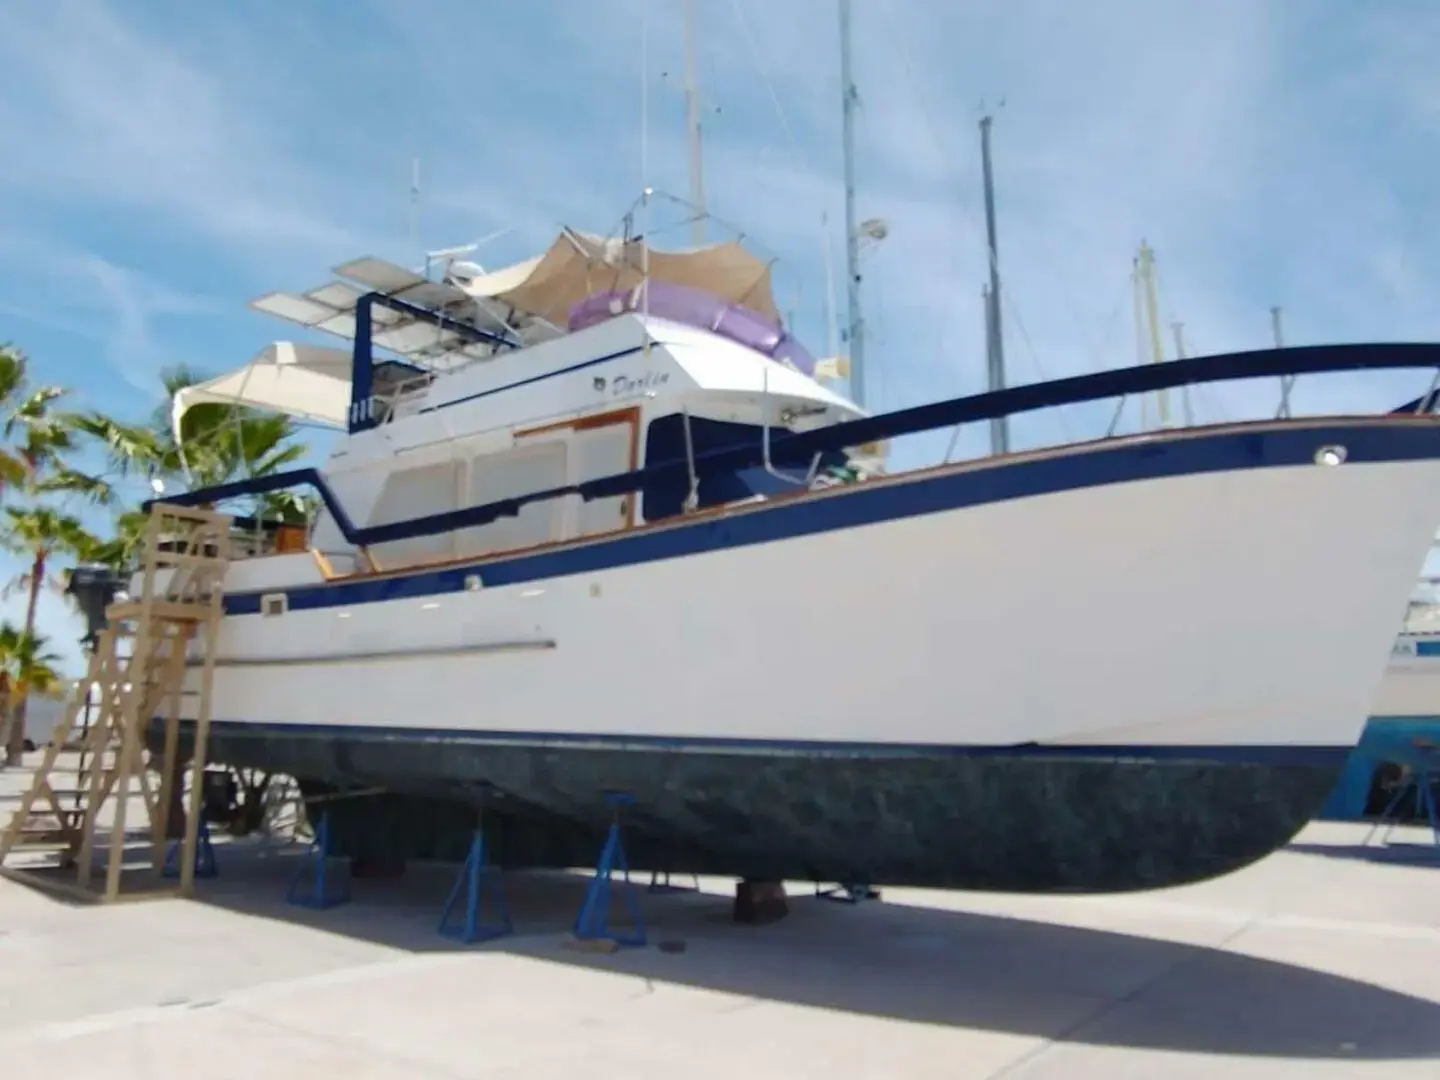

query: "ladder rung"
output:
0 788 91 802
9 839 76 853
107 599 219 623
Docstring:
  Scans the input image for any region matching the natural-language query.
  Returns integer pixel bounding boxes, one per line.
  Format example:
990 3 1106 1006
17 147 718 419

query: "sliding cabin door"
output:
366 459 462 568
516 409 639 544
456 437 569 559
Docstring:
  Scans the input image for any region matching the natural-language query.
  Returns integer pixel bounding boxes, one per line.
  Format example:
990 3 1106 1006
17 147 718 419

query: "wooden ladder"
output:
0 503 230 902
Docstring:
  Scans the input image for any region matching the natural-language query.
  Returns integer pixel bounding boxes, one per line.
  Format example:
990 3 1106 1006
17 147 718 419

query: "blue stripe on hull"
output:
224 420 1440 617
196 719 1354 769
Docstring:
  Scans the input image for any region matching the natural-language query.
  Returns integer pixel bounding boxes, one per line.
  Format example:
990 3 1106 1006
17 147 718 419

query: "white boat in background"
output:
1376 573 1440 725
129 205 1440 894
1318 571 1440 822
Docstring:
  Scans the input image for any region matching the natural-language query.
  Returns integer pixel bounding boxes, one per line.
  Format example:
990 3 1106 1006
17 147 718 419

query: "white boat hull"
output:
164 418 1440 891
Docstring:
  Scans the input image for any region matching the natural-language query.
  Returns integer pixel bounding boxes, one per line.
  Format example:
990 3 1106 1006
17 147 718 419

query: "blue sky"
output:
3 0 1440 668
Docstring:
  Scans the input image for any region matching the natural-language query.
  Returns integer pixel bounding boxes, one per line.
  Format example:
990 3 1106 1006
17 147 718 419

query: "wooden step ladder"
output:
0 503 230 902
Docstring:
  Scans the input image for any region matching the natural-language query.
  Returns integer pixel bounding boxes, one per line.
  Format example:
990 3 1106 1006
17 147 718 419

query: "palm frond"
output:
36 465 112 505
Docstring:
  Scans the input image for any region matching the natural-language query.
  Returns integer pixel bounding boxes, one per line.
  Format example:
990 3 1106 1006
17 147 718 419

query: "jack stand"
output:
573 793 646 948
1364 760 1440 852
162 818 217 880
438 825 513 944
815 881 882 904
648 869 700 895
286 811 350 909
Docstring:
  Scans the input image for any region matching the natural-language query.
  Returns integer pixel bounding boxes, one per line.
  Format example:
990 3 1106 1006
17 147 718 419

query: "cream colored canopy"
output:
456 228 779 325
171 341 354 438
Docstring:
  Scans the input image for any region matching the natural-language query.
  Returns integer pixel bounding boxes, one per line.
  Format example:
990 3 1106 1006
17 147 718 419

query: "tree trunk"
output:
0 675 11 769
5 551 45 765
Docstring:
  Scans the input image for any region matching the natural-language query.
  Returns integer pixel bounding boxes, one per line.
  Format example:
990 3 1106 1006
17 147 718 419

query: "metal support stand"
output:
1364 758 1440 853
162 817 217 880
438 825 513 943
814 881 882 904
647 869 700 895
285 811 350 909
573 793 646 947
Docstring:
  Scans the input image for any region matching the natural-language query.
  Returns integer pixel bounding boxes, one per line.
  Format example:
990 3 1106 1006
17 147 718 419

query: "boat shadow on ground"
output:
189 840 1440 1062
1287 840 1440 869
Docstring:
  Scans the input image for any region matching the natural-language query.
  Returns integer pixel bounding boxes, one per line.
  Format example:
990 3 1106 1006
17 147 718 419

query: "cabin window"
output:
456 439 568 557
640 414 847 522
368 459 462 566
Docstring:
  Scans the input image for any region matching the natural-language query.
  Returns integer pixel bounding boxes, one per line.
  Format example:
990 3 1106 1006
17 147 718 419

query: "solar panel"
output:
250 292 336 326
247 253 561 368
305 280 367 311
333 257 427 294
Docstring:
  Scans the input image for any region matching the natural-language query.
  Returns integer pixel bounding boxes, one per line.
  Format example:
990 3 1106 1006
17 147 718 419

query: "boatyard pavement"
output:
1 813 1438 1078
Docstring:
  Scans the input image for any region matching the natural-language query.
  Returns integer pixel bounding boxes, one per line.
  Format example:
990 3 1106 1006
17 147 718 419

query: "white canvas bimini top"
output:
171 341 354 437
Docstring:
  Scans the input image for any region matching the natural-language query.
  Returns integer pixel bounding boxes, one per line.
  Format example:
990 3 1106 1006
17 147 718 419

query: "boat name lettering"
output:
600 371 669 399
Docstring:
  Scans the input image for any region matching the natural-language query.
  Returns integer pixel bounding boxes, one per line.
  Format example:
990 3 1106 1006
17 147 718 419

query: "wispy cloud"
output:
0 1 392 262
0 230 217 398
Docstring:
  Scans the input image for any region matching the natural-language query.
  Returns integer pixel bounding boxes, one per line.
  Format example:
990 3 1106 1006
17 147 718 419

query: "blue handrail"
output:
145 341 1440 549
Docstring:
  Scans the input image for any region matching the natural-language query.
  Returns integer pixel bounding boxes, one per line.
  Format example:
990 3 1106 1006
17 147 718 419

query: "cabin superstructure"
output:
178 224 870 578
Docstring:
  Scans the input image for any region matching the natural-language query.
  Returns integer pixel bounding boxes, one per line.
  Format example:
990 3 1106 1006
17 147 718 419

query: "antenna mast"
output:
979 110 1008 454
822 212 840 360
410 158 421 265
838 0 866 408
683 0 707 246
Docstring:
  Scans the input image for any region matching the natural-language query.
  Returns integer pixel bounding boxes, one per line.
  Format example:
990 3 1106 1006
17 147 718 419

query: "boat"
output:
1318 562 1440 822
131 204 1440 894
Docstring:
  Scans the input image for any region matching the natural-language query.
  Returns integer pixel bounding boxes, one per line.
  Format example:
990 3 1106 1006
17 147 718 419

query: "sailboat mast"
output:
1272 305 1294 419
683 0 707 246
979 112 1008 454
838 0 866 408
1134 241 1170 429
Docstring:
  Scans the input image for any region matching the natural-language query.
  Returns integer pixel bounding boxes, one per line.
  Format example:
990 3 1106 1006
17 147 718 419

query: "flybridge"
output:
204 225 787 436
249 255 532 435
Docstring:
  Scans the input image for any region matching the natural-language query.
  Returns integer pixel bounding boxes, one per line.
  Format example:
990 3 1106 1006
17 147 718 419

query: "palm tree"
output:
1 350 110 764
76 509 151 576
1 508 95 764
0 624 63 761
0 345 31 493
78 363 312 532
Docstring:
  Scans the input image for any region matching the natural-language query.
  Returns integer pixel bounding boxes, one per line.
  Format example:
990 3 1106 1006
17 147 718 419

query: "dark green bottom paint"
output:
168 728 1342 893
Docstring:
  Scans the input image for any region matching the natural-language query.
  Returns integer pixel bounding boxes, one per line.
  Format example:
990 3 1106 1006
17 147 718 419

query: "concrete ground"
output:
1 761 1439 1078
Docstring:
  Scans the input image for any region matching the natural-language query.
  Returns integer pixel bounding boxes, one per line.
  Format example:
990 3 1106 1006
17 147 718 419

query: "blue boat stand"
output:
285 810 351 909
573 793 647 947
438 820 514 943
162 817 218 880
